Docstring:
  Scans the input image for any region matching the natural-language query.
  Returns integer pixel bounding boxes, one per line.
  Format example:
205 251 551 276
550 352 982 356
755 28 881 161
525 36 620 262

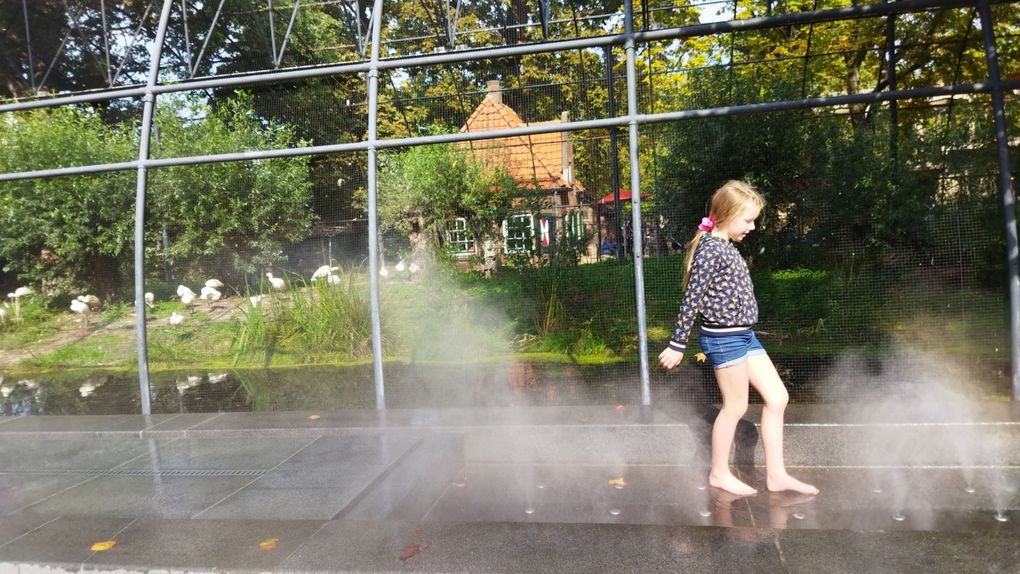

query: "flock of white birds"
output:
2 262 420 330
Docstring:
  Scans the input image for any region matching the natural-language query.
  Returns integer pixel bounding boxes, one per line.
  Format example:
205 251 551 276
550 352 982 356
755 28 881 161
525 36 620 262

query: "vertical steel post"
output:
978 0 1019 401
604 46 624 259
134 0 175 415
367 0 386 409
22 0 35 92
624 0 651 406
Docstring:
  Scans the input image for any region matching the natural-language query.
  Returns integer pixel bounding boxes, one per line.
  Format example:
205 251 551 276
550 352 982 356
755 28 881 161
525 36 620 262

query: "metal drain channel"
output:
1 468 265 477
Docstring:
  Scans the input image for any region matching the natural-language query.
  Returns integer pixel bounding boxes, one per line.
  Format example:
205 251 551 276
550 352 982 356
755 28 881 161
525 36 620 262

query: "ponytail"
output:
681 229 708 291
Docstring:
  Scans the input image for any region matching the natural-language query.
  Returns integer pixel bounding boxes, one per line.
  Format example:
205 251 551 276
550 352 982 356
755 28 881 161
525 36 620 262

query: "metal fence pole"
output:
367 0 386 410
977 0 1019 401
624 0 651 406
134 0 175 416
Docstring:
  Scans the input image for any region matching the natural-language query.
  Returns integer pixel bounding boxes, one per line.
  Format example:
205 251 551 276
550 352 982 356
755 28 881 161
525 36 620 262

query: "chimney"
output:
486 79 502 105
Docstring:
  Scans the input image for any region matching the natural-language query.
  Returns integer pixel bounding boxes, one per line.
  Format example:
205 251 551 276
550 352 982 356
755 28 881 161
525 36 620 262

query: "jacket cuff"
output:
668 340 686 352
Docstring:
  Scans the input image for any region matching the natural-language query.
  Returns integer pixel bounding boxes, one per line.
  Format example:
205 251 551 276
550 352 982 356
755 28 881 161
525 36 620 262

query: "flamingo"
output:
205 279 224 289
77 294 100 309
265 272 286 291
311 265 338 281
200 286 222 306
144 292 155 308
8 287 32 322
70 298 91 327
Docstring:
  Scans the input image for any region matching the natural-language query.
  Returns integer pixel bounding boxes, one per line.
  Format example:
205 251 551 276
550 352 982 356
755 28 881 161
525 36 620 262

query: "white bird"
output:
265 272 286 291
208 372 228 384
180 292 196 307
77 294 100 309
326 273 341 285
177 285 196 298
200 286 222 304
249 295 264 308
379 266 389 278
144 292 155 308
78 383 96 398
70 299 91 327
8 287 32 322
409 262 420 274
169 311 184 326
311 265 338 281
395 260 406 272
0 385 13 398
204 279 224 289
18 379 38 389
0 306 6 324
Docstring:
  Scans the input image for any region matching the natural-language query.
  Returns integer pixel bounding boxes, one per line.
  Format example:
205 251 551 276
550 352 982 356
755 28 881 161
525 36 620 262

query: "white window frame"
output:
445 217 476 256
502 213 535 254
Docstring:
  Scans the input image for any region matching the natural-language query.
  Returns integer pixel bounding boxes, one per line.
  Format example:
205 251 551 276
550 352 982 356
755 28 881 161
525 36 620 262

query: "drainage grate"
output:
2 468 265 477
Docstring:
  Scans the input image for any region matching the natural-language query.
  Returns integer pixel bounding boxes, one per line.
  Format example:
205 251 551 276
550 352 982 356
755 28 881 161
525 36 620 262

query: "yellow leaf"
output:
608 477 626 487
90 540 117 552
695 352 707 363
307 415 321 420
259 538 279 551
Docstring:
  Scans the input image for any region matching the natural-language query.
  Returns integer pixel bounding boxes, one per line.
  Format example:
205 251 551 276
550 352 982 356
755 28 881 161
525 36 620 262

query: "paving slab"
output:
0 438 173 472
0 473 98 515
280 520 784 574
79 518 325 573
776 528 1020 574
0 516 135 570
114 435 320 471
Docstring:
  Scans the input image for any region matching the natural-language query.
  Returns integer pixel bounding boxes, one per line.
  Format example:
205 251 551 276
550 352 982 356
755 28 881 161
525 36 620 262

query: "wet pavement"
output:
0 404 1018 573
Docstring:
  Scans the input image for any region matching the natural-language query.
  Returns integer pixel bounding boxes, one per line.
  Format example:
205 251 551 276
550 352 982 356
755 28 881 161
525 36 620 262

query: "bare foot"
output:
767 473 819 495
709 472 758 496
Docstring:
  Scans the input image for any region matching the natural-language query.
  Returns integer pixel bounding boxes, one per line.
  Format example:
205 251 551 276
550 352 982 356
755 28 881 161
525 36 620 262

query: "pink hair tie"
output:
698 216 715 232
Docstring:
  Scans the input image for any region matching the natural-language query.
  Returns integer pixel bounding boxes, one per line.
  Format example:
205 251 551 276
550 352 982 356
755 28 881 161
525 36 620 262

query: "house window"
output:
562 210 585 239
446 218 476 255
502 213 535 254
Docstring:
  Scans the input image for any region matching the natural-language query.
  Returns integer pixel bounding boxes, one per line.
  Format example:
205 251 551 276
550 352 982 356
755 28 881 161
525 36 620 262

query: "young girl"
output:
658 180 818 497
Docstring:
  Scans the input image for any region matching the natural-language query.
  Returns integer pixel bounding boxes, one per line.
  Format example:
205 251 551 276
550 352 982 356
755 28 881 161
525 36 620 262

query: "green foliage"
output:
0 107 138 298
149 93 315 282
369 141 519 246
232 272 391 364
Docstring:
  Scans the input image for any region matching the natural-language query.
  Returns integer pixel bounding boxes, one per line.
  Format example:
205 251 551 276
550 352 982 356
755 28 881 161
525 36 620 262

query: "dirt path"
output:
0 302 247 370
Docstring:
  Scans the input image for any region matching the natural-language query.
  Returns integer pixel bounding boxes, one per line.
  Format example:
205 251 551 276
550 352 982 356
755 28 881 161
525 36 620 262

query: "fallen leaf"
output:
615 404 625 413
695 352 707 363
90 540 117 552
259 538 279 551
452 478 466 487
608 477 626 487
414 527 426 537
399 543 421 561
307 414 321 420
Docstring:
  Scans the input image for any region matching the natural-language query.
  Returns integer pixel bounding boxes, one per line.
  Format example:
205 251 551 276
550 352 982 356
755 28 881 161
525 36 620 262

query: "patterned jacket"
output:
668 234 758 352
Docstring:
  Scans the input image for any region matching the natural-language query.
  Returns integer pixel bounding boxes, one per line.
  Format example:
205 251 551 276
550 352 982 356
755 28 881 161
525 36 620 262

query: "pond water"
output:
0 361 731 416
0 354 1007 416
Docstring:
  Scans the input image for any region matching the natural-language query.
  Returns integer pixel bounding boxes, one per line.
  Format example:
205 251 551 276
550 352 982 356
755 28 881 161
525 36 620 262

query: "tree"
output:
369 140 519 257
0 106 137 298
0 94 316 298
149 93 315 283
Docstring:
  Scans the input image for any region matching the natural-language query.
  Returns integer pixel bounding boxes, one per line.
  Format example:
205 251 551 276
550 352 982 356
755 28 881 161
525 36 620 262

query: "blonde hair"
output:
681 180 765 290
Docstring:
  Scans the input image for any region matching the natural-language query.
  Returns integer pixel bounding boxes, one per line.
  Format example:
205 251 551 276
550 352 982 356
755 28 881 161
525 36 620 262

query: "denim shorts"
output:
699 330 767 369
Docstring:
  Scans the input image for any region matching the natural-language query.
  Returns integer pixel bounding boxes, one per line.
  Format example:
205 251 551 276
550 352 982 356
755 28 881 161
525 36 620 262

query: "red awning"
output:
596 189 648 204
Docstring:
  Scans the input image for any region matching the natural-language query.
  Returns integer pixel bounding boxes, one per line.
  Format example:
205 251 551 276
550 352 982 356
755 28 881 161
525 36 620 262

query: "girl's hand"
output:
659 347 684 370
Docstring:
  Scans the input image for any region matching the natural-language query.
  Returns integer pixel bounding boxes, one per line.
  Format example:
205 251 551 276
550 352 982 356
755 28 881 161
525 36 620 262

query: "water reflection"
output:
0 361 723 416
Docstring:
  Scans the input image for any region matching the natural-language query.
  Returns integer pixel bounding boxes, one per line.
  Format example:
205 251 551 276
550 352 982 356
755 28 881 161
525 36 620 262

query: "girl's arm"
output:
667 240 720 352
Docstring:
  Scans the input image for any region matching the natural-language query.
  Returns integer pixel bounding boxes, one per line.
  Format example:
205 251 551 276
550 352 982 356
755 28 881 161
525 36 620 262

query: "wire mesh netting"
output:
0 0 1017 415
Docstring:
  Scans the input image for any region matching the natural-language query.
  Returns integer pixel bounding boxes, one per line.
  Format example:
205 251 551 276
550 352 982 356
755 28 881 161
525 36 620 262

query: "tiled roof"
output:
459 96 584 191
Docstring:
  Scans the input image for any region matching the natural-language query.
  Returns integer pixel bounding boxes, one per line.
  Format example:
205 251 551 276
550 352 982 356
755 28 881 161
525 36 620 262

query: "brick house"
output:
449 80 596 263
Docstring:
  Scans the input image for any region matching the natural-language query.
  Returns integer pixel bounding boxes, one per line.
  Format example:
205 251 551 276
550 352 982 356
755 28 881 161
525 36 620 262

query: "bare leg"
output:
709 362 758 496
747 354 819 494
